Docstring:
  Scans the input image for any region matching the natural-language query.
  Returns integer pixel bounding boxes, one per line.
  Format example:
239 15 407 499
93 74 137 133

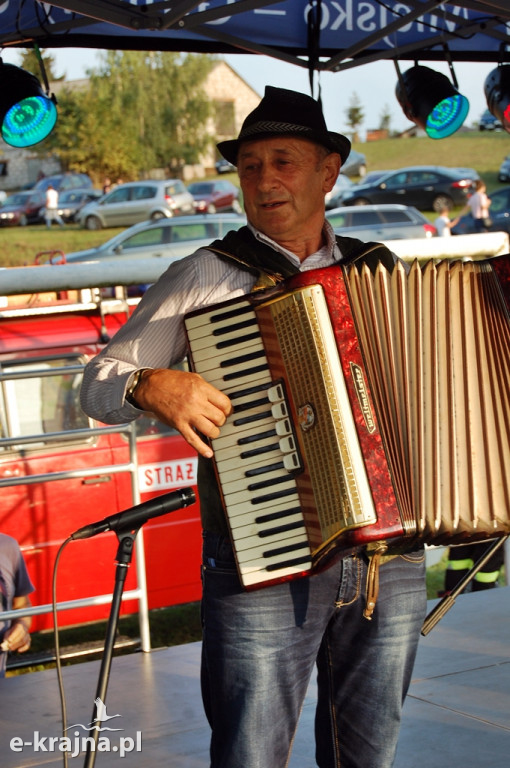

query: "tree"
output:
40 51 215 181
345 93 364 142
378 104 392 133
19 48 64 82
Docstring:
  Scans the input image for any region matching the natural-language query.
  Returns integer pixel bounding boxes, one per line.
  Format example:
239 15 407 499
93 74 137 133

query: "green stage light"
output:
0 60 57 148
395 64 469 139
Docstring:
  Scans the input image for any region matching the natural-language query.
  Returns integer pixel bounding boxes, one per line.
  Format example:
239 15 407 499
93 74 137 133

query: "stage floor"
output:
1 588 509 768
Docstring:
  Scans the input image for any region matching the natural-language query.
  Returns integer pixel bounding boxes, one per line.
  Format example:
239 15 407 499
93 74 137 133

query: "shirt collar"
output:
247 219 341 268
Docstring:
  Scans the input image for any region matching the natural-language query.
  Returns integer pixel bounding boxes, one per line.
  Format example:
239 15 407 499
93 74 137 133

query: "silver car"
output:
77 179 195 230
63 213 246 263
326 204 437 240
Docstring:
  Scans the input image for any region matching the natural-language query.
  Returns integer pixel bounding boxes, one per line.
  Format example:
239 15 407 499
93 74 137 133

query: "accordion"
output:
184 255 510 589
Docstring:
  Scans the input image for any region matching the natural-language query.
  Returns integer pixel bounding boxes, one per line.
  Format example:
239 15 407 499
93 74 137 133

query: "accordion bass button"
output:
283 453 302 472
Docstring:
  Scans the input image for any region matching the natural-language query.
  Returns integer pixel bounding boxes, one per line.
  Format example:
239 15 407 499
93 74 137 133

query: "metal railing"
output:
0 364 152 653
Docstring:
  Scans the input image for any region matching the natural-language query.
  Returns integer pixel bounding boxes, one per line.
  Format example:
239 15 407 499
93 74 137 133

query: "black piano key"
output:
251 487 300 505
229 381 273 401
258 520 305 538
240 441 280 459
255 506 302 524
216 330 261 349
262 541 311 558
245 461 285 477
247 474 296 492
265 554 312 571
224 363 269 382
233 409 272 427
210 304 256 325
220 349 267 369
238 428 277 445
233 397 270 414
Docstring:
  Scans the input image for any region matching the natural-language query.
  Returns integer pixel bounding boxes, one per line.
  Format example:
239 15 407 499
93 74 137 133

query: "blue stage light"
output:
1 60 58 147
396 65 469 139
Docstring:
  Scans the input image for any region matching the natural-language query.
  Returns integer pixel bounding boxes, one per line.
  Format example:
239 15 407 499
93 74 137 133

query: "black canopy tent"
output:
0 1 508 73
0 1 509 144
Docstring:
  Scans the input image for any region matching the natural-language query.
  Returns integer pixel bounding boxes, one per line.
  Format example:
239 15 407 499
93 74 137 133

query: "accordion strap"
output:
206 226 395 289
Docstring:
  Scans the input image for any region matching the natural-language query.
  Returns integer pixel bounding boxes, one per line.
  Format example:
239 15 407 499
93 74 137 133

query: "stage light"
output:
395 63 469 139
0 59 57 148
484 64 510 134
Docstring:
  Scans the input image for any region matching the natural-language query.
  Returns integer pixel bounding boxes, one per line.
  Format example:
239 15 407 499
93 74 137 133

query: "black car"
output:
452 186 510 235
341 166 478 212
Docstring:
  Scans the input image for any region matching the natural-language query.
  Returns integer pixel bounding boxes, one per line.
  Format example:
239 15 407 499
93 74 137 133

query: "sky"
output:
1 45 499 138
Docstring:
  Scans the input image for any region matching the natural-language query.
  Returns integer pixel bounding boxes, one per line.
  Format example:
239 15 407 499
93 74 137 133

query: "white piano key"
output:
220 465 293 495
185 301 254 330
230 513 308 547
215 453 289 485
222 479 299 509
237 545 312 572
240 562 312 588
189 336 266 366
225 493 302 520
203 366 270 391
234 533 311 564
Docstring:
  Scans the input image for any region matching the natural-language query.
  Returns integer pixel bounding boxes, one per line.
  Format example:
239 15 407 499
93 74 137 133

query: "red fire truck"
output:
0 261 202 632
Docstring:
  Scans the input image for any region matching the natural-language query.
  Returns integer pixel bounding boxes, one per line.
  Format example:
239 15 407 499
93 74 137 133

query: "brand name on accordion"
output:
350 363 376 434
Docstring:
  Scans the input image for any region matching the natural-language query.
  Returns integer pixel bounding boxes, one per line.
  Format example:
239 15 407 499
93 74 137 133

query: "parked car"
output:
187 179 242 214
452 186 510 235
63 213 246 263
215 158 236 174
341 166 478 212
354 170 390 186
326 204 437 240
77 179 196 230
0 189 46 226
33 172 94 192
325 174 354 209
56 188 103 222
341 149 367 178
498 156 510 183
479 109 502 131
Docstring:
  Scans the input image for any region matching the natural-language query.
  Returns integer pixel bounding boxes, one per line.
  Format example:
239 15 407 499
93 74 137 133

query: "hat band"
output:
238 120 317 140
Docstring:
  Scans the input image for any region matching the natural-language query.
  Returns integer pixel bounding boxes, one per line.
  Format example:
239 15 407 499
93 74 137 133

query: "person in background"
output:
79 86 427 768
44 184 65 229
434 204 459 236
462 178 492 232
0 533 35 677
441 542 504 595
102 177 112 195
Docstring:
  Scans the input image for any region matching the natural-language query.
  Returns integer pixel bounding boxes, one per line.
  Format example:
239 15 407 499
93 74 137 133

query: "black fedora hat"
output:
217 86 351 166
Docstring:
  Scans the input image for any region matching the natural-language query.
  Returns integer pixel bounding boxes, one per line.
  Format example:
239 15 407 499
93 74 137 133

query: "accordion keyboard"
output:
185 300 313 587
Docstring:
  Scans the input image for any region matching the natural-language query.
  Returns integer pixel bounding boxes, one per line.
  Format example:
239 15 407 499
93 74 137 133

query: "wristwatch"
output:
125 368 151 408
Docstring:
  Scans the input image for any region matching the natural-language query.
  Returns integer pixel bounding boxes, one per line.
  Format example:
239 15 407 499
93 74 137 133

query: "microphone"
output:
70 487 196 540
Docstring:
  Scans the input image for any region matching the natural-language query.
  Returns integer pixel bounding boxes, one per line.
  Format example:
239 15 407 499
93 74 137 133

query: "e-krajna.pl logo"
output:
9 697 142 758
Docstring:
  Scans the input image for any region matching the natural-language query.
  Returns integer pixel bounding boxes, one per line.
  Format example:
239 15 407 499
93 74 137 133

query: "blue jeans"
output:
200 531 427 768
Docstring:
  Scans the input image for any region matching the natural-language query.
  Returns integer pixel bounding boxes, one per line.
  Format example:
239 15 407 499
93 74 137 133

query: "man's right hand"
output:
131 368 232 459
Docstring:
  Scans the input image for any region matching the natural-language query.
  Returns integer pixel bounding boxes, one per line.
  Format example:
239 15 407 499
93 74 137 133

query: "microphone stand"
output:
421 534 508 636
83 528 138 768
